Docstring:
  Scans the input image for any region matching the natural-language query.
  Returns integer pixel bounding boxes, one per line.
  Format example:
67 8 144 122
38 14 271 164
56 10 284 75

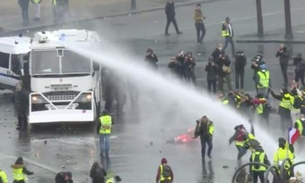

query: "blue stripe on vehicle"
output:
0 72 20 80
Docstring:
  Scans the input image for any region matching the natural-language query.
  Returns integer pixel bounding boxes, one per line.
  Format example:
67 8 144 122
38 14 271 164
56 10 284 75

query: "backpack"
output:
161 165 171 178
293 96 302 109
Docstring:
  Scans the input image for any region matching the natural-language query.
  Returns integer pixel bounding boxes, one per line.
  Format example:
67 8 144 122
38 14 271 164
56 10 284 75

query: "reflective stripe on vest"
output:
222 22 229 37
235 141 244 146
296 119 304 136
99 115 112 134
13 168 25 181
160 165 171 181
257 71 270 88
251 152 267 171
32 0 41 3
279 94 292 109
222 99 229 105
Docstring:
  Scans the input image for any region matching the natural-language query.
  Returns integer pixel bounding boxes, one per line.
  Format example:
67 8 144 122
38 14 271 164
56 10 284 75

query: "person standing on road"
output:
194 116 214 159
18 0 29 20
97 110 113 157
249 146 271 183
0 169 8 183
156 158 174 183
184 52 196 84
276 44 290 86
222 17 235 57
234 50 247 90
13 81 29 131
55 171 73 183
90 162 107 183
11 157 34 183
293 53 305 87
194 4 206 44
31 0 41 21
255 64 271 99
165 0 182 36
145 48 158 70
205 57 217 93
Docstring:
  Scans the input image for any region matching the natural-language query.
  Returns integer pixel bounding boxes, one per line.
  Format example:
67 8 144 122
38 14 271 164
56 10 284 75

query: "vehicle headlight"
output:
32 95 43 103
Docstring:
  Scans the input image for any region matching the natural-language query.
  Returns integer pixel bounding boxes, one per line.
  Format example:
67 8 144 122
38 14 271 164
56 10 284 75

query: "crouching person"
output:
11 157 34 183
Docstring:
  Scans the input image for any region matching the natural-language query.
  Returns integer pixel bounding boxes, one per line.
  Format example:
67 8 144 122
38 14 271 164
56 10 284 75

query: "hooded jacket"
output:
55 172 73 183
90 162 107 183
155 158 174 183
11 157 34 179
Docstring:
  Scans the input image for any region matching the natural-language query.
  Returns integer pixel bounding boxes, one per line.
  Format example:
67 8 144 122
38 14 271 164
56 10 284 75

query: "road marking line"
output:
0 153 57 173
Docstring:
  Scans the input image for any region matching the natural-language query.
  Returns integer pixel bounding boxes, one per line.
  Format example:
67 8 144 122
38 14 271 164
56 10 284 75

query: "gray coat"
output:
14 89 29 116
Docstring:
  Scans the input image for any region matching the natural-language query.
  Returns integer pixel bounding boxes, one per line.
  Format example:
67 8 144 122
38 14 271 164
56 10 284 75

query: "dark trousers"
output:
252 171 266 183
20 6 29 19
279 110 292 131
17 114 28 130
223 36 236 56
236 145 247 160
186 72 196 85
14 180 25 183
235 71 244 89
200 137 213 158
280 63 288 84
195 23 206 44
207 79 217 93
295 71 305 86
165 17 179 34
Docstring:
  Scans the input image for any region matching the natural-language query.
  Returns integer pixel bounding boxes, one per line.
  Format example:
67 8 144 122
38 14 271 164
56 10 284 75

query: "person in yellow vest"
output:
229 124 248 160
221 16 235 56
106 175 121 183
11 157 34 183
273 138 295 181
97 110 113 157
270 88 293 132
31 0 41 21
255 64 271 99
294 114 305 136
0 170 8 183
156 158 173 183
249 146 271 183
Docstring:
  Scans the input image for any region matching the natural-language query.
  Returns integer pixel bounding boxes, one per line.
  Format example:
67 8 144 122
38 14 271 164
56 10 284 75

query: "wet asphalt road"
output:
1 0 305 182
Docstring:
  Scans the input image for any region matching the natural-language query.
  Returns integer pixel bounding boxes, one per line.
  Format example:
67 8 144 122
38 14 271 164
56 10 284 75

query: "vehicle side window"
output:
11 55 22 75
0 52 9 69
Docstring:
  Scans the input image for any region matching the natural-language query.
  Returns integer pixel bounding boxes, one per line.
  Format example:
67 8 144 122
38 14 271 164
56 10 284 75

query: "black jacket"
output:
90 164 107 183
165 2 175 18
55 172 73 183
215 55 231 76
168 60 183 76
205 62 217 80
211 48 222 61
294 57 305 73
276 48 289 65
145 54 158 69
235 55 247 72
13 89 29 116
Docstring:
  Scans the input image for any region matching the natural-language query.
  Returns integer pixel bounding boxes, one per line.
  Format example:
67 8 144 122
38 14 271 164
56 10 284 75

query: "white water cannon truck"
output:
27 29 102 124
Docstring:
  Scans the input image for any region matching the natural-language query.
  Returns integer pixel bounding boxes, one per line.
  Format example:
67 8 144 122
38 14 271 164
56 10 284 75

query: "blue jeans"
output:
99 134 110 155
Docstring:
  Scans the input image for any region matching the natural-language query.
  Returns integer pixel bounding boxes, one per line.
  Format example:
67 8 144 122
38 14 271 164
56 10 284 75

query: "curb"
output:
0 0 214 36
236 39 305 44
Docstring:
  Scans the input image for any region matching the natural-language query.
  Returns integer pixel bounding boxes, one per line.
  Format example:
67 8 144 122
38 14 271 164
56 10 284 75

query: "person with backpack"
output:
249 146 271 183
0 170 8 183
156 158 173 183
90 162 107 183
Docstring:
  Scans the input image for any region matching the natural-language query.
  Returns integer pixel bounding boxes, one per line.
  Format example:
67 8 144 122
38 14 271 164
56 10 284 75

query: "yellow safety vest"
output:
295 119 303 136
273 148 294 169
222 99 229 105
257 71 270 88
235 141 244 146
279 94 293 109
235 95 242 108
12 168 26 181
221 22 230 37
160 165 172 181
251 152 267 171
0 170 8 183
255 98 266 114
99 115 112 134
105 177 115 183
32 0 41 3
208 122 215 135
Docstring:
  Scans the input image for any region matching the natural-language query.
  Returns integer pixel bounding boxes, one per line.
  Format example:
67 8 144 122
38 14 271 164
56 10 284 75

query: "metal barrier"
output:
231 162 275 183
264 165 281 183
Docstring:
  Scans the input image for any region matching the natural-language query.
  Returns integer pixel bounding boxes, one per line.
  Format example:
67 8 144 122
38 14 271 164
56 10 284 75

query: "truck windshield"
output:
61 50 91 74
31 51 60 75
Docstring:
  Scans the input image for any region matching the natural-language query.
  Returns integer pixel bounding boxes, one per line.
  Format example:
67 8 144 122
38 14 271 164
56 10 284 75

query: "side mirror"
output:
93 62 100 71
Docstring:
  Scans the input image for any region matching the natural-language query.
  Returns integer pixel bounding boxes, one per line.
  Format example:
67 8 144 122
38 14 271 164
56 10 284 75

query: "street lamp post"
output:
284 0 293 39
256 0 264 37
131 0 136 10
